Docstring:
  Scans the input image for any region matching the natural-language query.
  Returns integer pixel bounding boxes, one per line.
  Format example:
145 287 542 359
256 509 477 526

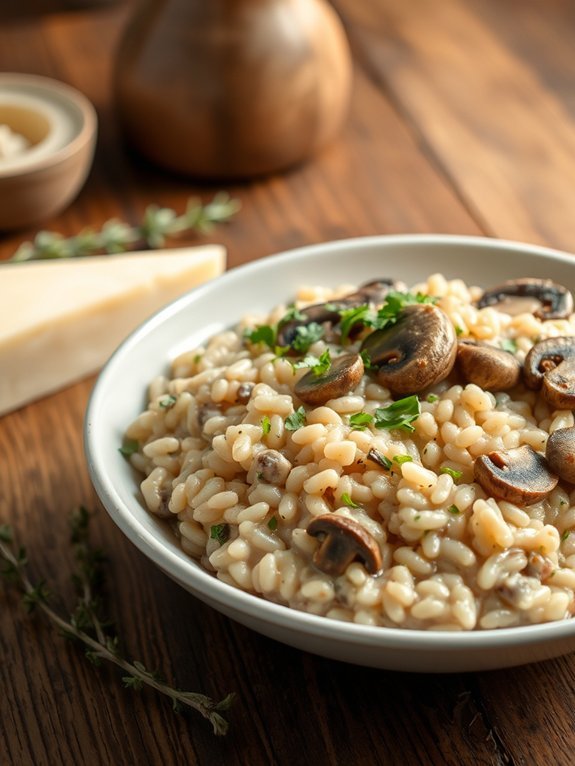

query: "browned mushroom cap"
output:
474 445 558 505
477 278 573 320
456 340 522 391
545 427 575 484
295 353 364 406
276 279 404 348
360 304 457 396
306 514 383 576
523 337 575 409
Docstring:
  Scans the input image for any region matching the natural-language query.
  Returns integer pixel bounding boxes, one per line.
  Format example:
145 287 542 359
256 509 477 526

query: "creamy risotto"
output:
123 273 575 631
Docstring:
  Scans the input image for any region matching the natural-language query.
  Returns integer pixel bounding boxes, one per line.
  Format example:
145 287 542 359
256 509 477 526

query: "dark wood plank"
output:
3 2 575 766
333 0 575 252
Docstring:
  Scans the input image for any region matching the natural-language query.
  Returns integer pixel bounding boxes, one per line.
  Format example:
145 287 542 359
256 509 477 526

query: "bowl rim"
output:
0 72 97 179
85 233 575 652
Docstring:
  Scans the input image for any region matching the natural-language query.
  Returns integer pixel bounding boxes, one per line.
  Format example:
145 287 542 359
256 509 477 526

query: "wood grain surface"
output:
2 1 575 765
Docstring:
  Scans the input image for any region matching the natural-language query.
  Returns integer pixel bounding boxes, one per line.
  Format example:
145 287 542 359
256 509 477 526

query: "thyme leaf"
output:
9 193 240 262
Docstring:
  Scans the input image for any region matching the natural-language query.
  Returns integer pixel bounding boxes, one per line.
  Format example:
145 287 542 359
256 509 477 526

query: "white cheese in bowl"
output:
0 245 225 415
0 124 30 160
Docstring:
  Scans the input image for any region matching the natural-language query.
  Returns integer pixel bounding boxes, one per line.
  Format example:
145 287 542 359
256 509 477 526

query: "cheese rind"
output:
0 245 225 415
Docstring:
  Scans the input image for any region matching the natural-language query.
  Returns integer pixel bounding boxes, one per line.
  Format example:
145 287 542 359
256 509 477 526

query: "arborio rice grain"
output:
123 274 575 630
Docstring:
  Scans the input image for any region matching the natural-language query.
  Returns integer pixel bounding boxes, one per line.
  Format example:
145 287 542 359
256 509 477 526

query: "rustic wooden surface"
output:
2 1 575 764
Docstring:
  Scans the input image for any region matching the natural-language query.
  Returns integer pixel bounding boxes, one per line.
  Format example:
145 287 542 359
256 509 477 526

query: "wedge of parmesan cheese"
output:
0 245 225 415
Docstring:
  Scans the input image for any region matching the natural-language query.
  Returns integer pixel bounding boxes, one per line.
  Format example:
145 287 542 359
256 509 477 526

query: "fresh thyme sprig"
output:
9 192 240 262
0 509 233 735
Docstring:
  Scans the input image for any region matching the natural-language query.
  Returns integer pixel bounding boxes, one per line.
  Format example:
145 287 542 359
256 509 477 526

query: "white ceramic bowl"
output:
85 234 575 672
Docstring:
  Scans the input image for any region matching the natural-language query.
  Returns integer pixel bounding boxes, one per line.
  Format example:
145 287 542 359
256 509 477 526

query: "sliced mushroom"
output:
497 572 541 609
456 340 521 391
525 550 555 580
295 353 364 406
474 444 558 505
306 514 383 576
477 278 573 320
254 449 293 485
197 402 221 430
545 427 575 484
360 304 457 395
236 382 255 404
523 336 575 409
276 278 404 348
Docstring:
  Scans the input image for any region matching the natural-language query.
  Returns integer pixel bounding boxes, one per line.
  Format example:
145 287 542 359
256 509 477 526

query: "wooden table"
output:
3 1 575 764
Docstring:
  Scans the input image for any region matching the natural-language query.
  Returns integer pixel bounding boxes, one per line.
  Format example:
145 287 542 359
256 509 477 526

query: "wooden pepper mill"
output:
114 0 352 179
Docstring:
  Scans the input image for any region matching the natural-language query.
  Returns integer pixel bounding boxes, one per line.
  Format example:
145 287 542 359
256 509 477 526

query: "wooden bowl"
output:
0 73 97 230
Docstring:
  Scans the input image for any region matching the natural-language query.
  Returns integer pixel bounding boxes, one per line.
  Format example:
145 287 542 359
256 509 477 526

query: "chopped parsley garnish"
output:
158 394 177 409
374 395 421 432
561 530 571 542
244 324 276 349
280 304 306 323
367 448 392 470
119 438 139 457
349 411 374 430
360 349 375 370
285 406 306 431
455 326 464 336
440 466 463 481
448 505 461 515
267 516 278 531
210 523 230 544
339 304 374 343
426 394 439 403
291 322 324 353
393 455 413 465
374 291 436 331
261 415 271 435
293 349 331 377
193 353 202 364
341 492 360 508
500 338 518 354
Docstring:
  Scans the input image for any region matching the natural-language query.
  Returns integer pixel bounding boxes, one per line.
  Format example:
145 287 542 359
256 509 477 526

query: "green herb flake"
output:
349 411 374 430
341 493 360 508
158 394 177 409
455 326 464 336
339 304 374 343
374 395 421 432
193 353 202 364
448 505 461 515
561 530 571 542
280 304 306 324
360 349 375 370
393 455 413 465
426 394 439 403
414 514 421 521
291 322 324 354
440 466 463 481
374 291 436 331
210 524 230 544
285 406 306 431
119 439 139 457
293 349 331 377
244 324 276 349
367 448 392 470
501 338 518 354
267 516 278 531
261 415 271 435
